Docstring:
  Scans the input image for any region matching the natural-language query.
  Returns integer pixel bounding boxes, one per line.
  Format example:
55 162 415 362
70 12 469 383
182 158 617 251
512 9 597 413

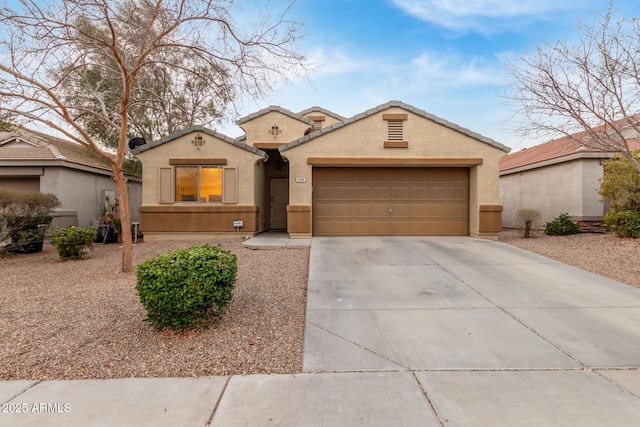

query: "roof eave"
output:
499 151 613 175
281 100 511 153
235 105 314 127
132 125 267 160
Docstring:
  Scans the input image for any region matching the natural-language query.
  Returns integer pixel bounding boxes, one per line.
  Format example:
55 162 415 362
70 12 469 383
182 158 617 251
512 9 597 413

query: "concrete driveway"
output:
3 235 640 426
304 236 640 425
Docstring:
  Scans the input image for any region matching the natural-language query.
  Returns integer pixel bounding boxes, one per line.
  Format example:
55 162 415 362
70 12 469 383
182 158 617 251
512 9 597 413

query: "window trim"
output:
174 165 223 203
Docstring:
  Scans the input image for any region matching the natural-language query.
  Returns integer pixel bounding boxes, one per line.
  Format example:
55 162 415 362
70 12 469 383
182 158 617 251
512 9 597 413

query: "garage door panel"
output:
371 186 390 200
312 167 469 236
448 203 468 217
428 186 450 200
391 187 410 200
314 203 338 218
410 187 429 201
334 186 353 200
389 204 409 217
353 204 390 217
353 221 388 234
315 186 334 201
332 205 353 217
448 187 468 200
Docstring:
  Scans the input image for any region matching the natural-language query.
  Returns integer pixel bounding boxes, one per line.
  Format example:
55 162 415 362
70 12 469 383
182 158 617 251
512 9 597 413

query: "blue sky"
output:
220 0 638 152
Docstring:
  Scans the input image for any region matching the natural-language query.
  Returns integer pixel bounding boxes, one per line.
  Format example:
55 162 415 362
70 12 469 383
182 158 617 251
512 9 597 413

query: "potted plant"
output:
97 202 120 243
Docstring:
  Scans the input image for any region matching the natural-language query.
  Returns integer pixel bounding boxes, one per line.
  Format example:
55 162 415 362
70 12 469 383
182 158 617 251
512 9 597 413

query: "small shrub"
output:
544 213 580 236
5 216 52 254
51 226 96 260
0 189 60 249
604 210 640 238
136 244 237 330
517 208 541 238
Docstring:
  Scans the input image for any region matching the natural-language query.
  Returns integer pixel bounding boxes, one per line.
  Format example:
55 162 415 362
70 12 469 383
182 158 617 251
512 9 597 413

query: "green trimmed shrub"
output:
1 189 60 252
51 226 97 260
136 244 237 330
604 210 640 238
544 213 580 236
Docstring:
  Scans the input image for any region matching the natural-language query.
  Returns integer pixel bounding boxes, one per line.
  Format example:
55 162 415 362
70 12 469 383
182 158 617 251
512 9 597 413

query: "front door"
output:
269 178 289 230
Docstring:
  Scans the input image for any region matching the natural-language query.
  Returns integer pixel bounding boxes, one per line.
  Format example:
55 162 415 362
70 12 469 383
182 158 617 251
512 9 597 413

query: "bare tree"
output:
0 0 307 272
503 3 640 172
517 208 541 238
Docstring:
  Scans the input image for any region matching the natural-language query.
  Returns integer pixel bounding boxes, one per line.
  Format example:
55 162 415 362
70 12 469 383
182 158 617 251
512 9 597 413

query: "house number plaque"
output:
295 177 307 183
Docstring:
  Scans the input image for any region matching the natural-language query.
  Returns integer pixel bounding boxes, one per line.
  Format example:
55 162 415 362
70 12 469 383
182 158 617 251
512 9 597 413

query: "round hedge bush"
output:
544 213 580 236
135 244 237 330
51 226 96 260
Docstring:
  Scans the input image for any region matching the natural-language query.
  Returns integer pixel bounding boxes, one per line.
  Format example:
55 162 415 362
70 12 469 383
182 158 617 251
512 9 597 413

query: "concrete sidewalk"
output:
2 236 640 426
241 231 311 249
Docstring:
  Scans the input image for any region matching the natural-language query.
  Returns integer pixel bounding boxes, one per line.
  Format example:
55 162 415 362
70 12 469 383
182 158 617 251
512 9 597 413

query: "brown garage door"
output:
312 167 469 236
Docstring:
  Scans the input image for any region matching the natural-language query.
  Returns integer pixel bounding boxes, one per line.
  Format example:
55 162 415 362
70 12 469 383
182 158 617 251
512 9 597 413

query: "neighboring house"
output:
133 101 510 241
0 128 142 233
499 127 640 231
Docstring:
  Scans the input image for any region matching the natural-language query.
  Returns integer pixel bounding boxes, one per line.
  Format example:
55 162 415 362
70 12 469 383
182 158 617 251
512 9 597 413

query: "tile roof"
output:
298 106 346 121
235 105 314 126
132 125 267 159
500 123 640 173
0 128 114 172
280 100 510 153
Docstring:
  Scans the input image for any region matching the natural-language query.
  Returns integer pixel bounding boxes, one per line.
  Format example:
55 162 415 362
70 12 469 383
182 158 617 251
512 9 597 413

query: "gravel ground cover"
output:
0 239 309 380
499 230 640 288
2 231 638 380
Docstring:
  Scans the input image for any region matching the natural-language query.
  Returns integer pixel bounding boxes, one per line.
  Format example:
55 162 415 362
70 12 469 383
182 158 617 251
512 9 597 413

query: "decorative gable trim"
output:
382 113 408 121
169 158 227 165
384 141 409 148
307 157 483 167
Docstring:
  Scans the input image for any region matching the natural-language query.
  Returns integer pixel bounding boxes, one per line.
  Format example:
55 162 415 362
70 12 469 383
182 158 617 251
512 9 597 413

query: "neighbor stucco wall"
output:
137 132 263 206
39 166 141 228
580 159 606 221
282 106 506 236
500 158 605 229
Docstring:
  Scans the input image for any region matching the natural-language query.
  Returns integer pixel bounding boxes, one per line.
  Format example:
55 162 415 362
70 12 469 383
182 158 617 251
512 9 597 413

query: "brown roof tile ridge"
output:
501 115 640 171
235 105 314 126
1 128 68 160
297 106 346 121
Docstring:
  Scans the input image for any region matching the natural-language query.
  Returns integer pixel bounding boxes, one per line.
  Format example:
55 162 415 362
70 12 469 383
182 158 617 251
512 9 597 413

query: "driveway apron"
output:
304 236 640 426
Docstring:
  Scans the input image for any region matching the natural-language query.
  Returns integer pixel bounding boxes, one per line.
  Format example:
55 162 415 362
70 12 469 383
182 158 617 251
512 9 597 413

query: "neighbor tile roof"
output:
280 100 510 153
0 128 114 172
500 126 640 172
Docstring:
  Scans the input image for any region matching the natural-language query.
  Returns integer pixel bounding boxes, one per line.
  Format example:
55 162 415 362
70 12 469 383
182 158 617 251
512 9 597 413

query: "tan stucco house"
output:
0 128 142 232
133 101 510 240
500 129 640 231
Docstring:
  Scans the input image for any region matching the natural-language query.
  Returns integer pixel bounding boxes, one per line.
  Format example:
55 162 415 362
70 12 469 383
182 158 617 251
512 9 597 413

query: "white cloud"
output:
306 45 370 76
408 51 504 89
391 0 591 33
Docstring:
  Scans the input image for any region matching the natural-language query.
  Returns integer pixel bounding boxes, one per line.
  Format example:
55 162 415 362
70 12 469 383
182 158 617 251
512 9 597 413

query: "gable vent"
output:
192 135 204 147
387 120 403 141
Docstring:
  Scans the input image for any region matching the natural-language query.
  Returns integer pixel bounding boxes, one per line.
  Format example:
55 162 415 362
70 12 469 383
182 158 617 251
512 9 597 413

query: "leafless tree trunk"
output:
0 0 307 272
503 3 640 172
